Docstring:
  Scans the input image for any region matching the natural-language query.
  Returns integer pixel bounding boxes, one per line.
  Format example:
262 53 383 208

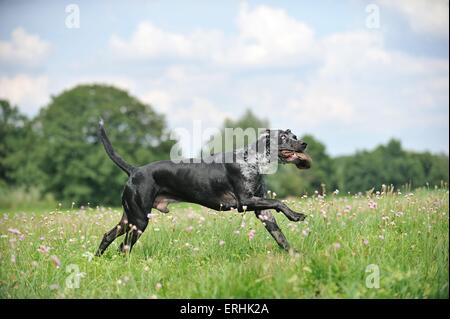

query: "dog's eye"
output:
293 135 297 140
281 135 286 140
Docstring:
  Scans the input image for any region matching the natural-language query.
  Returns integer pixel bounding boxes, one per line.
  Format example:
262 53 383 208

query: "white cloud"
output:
0 27 51 66
0 74 49 114
215 3 316 66
109 3 316 67
110 21 224 60
379 0 449 37
281 29 449 133
140 90 174 113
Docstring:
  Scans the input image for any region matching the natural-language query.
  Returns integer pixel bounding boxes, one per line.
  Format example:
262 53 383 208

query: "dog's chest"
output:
239 163 263 196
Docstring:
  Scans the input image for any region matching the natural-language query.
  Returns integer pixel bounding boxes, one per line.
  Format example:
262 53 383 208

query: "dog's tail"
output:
98 118 136 176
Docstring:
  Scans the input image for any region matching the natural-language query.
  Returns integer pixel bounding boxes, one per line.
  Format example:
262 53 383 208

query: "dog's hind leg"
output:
95 213 127 256
255 210 291 251
118 185 154 254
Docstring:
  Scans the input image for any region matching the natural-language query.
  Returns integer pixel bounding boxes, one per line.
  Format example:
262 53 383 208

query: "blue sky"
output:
0 0 448 156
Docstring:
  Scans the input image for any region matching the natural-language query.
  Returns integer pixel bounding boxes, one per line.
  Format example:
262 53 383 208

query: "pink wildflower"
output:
37 245 51 254
50 255 61 268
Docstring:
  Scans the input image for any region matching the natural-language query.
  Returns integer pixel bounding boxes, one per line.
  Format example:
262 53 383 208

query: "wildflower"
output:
248 229 256 240
50 255 61 268
11 255 16 263
37 245 51 254
144 266 150 272
333 189 339 195
363 239 369 245
234 230 240 235
185 226 194 232
219 240 225 246
147 214 152 219
395 211 404 217
49 284 59 290
333 242 341 250
368 200 377 209
155 282 162 290
31 261 38 267
301 228 310 237
378 235 385 240
242 205 247 211
123 245 130 252
8 228 21 235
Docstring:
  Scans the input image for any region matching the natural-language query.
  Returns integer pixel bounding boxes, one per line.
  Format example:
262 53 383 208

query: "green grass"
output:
0 189 448 298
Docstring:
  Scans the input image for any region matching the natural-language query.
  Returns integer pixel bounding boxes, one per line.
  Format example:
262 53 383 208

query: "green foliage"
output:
0 100 34 187
335 139 449 193
1 89 187 206
14 85 175 206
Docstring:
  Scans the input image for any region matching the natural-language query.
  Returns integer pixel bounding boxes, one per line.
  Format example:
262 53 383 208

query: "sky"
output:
0 0 448 157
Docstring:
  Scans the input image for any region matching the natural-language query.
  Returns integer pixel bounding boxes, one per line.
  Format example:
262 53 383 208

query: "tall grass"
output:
0 186 56 212
0 189 448 298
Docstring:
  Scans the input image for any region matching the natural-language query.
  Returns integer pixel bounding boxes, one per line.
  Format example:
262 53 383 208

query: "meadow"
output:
0 188 448 298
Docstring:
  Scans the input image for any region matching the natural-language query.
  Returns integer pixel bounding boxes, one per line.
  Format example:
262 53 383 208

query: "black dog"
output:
95 120 311 256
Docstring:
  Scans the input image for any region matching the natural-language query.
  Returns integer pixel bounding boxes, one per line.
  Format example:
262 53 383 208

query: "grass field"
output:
0 189 448 298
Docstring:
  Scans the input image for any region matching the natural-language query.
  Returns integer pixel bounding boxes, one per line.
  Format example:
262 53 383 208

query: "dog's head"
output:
259 129 311 169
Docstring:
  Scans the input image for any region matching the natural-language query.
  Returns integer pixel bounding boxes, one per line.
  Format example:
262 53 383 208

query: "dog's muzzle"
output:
279 149 312 169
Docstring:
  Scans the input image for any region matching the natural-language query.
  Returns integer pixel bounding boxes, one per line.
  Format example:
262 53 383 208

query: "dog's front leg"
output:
240 197 306 222
255 210 291 251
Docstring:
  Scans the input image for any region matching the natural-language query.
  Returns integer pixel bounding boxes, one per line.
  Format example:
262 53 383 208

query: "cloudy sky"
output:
0 0 448 156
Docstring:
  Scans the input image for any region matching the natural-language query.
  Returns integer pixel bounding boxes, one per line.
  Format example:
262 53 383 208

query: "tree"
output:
204 109 269 154
334 139 449 193
31 84 176 206
0 100 35 187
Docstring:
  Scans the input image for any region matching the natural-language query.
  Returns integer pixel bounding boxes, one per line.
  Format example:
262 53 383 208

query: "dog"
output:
95 120 311 256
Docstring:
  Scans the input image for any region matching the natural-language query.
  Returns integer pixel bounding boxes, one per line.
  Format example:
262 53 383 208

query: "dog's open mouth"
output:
280 149 312 169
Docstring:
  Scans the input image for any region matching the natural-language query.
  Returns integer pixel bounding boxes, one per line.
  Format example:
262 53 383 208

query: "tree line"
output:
1 85 448 206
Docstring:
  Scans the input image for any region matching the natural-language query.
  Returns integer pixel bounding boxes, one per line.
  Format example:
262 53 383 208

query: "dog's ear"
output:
286 129 291 133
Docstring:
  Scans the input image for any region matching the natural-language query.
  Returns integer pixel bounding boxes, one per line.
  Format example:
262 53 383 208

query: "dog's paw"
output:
287 211 307 222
